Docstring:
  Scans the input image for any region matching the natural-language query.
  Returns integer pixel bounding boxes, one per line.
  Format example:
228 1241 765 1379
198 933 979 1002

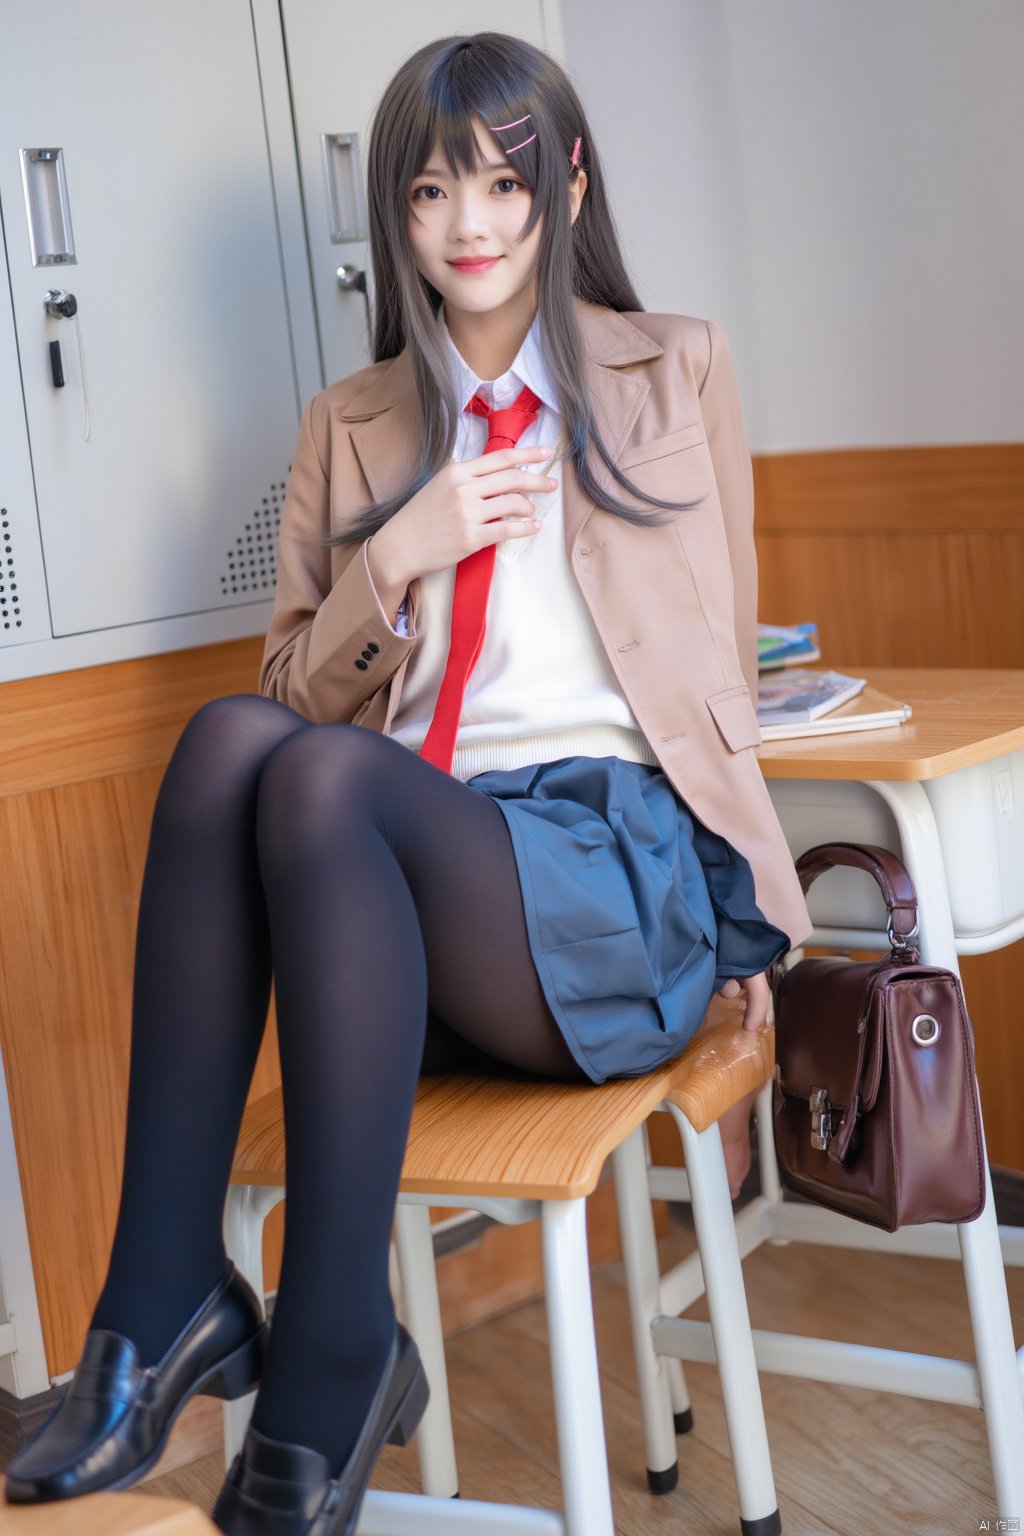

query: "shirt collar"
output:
436 300 556 414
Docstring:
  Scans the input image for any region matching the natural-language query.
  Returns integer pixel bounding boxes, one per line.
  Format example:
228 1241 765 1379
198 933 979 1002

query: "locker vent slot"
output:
220 479 288 597
1 509 24 632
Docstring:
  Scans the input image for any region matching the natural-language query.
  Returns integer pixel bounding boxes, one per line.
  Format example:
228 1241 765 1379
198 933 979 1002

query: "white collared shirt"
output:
386 301 657 780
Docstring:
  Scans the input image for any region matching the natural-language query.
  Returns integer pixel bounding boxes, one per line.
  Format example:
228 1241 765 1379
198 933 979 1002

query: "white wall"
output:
559 0 1024 452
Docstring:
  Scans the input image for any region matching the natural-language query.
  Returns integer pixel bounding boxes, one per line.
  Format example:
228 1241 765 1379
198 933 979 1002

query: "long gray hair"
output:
332 30 706 547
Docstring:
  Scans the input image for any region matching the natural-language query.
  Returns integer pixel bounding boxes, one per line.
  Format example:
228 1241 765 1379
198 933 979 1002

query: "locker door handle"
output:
320 133 367 243
21 147 77 266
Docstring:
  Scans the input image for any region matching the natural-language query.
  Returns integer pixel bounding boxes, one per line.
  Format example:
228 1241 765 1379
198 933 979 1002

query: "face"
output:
407 112 585 321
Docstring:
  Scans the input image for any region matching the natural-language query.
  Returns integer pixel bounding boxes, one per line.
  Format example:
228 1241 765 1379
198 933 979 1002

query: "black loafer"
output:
211 1322 429 1535
4 1261 268 1503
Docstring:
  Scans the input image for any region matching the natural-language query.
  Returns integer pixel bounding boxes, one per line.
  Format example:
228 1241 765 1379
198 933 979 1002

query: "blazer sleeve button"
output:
361 649 374 661
367 642 380 654
355 659 369 671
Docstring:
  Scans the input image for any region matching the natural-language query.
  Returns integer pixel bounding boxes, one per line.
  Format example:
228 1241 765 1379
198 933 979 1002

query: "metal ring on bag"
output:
887 914 920 950
911 1013 941 1046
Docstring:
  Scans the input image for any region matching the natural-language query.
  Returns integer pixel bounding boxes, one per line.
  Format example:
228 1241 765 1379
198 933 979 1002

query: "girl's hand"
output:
716 970 772 1031
367 445 557 593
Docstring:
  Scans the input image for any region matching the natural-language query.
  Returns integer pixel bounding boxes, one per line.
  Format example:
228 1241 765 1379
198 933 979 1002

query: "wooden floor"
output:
140 1215 1022 1536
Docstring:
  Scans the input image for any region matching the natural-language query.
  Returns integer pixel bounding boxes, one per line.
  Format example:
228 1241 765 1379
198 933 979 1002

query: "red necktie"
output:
419 383 543 772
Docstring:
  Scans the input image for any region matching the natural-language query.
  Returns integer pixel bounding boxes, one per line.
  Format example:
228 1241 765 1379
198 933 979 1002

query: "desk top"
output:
756 667 1024 781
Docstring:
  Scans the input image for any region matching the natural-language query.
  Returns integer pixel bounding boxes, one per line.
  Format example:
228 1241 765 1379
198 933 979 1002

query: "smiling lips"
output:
448 257 502 272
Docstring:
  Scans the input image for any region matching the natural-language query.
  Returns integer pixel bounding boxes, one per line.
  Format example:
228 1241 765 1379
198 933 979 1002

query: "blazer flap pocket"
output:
618 420 707 472
706 685 762 751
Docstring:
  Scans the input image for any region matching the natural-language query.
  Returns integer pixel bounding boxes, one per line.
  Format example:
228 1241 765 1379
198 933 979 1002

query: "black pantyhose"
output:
89 694 585 1473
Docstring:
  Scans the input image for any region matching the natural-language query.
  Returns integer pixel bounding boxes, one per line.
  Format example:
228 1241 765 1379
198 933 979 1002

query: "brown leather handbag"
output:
767 842 986 1232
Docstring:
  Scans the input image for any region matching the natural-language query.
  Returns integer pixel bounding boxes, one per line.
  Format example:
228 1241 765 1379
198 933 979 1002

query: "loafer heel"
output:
385 1356 429 1447
202 1321 269 1402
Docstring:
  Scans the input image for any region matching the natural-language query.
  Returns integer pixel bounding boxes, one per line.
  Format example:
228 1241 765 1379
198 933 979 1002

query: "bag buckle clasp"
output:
809 1086 833 1151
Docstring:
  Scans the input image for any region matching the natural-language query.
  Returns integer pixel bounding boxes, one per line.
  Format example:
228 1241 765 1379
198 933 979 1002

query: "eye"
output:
410 176 525 202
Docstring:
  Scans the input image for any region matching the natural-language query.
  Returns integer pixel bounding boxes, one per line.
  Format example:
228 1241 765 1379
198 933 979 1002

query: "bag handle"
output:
793 841 920 949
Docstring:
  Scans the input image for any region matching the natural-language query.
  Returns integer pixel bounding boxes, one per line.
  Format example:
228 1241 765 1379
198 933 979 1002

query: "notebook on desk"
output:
757 681 913 741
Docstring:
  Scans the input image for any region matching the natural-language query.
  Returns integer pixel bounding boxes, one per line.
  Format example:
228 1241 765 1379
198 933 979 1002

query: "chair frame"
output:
223 1022 782 1535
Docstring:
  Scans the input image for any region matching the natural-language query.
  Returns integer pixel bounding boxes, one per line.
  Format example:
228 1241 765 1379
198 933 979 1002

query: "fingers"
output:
459 454 557 549
474 495 543 536
493 516 542 540
716 972 771 1030
466 445 558 506
476 468 558 499
466 444 555 475
739 970 772 1031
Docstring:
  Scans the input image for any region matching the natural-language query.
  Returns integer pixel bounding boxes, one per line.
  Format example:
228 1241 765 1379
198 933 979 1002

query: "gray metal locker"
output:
0 0 563 682
0 1 308 678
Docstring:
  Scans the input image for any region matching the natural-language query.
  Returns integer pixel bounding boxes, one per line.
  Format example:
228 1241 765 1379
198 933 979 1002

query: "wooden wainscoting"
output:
0 642 278 1379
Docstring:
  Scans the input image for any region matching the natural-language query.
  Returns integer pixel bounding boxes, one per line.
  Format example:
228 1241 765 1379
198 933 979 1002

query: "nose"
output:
446 186 493 242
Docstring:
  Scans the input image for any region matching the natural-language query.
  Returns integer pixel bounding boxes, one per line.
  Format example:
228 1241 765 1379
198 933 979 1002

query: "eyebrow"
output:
416 162 514 177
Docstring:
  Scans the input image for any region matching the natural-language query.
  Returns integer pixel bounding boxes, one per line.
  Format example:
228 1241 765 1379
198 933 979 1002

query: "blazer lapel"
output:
562 300 664 558
338 347 421 507
337 295 665 559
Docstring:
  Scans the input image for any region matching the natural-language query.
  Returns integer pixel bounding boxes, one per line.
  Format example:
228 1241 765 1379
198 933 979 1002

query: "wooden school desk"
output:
652 667 1024 1522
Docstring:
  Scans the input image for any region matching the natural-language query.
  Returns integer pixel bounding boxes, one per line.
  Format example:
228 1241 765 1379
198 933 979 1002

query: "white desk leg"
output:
867 778 1024 1519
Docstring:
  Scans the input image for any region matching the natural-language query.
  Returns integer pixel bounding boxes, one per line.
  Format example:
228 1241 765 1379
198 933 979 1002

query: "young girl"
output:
4 29 812 1536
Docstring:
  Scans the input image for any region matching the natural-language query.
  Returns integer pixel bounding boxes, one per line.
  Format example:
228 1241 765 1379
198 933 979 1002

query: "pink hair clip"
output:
491 113 531 131
570 137 582 168
490 112 536 155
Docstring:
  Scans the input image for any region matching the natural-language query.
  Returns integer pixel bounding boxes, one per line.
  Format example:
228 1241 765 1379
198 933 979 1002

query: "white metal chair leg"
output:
394 1202 460 1499
958 1157 1024 1516
641 1112 695 1431
541 1198 615 1536
664 1355 693 1431
669 1109 780 1536
754 1078 783 1207
610 1130 679 1490
222 1183 284 1464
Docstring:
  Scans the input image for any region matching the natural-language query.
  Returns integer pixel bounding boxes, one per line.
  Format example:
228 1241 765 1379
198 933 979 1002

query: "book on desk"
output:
756 624 913 740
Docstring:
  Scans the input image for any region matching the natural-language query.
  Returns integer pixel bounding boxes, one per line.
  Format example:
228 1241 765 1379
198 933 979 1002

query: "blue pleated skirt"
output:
466 755 790 1084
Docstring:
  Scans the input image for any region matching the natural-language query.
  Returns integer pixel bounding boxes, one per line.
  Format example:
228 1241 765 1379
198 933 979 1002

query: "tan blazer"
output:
260 296 813 949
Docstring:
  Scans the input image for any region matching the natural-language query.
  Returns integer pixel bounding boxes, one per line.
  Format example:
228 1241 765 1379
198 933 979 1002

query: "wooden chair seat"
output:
0 1483 214 1534
230 1017 775 1200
